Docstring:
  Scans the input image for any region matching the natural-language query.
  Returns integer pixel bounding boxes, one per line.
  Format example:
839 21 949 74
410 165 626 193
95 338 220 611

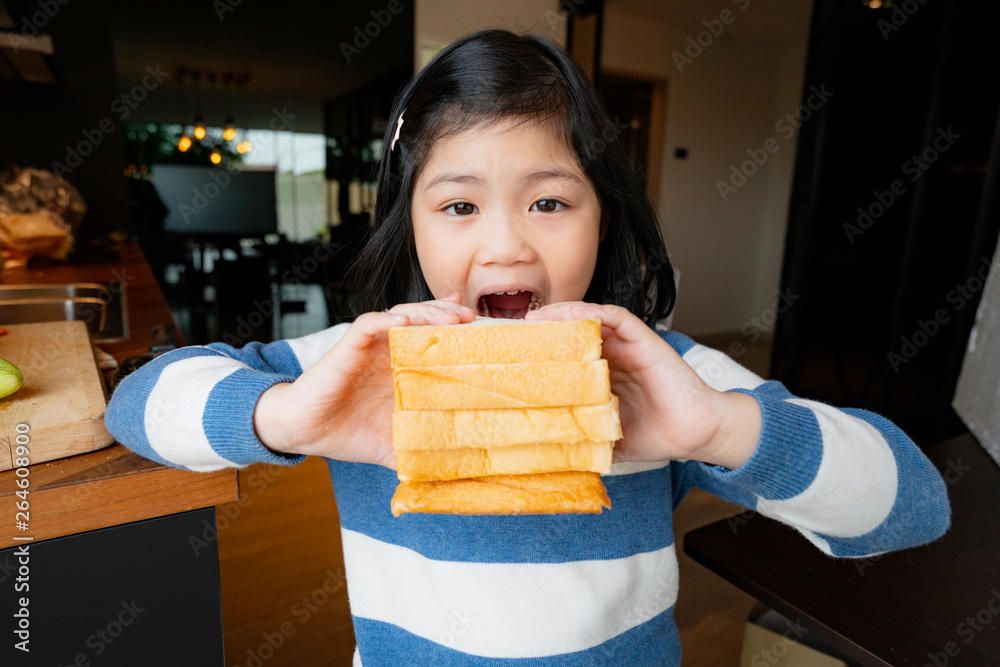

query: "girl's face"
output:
411 120 602 319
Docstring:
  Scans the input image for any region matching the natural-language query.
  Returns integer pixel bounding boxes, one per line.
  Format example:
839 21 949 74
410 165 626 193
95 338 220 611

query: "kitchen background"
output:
1 0 997 664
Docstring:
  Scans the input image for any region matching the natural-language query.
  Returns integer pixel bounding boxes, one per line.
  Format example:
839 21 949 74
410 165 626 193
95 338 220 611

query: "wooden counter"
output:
0 242 239 548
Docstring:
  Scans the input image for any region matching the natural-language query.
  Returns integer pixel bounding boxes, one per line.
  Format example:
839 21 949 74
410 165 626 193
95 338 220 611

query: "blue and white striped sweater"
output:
105 324 950 665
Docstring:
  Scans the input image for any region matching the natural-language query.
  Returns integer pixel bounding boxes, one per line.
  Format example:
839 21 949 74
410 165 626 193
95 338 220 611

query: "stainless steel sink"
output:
0 282 129 343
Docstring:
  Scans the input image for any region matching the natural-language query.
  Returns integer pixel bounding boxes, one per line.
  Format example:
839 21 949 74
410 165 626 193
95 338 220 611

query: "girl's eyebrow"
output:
423 172 483 192
521 169 584 187
423 169 584 193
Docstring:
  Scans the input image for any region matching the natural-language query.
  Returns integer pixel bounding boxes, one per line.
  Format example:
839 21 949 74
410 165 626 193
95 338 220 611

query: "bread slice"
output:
393 398 621 451
393 360 610 410
395 440 614 481
389 319 602 367
390 471 612 516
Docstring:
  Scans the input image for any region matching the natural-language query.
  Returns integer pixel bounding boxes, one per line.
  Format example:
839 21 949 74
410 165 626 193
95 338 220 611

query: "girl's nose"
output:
477 209 536 266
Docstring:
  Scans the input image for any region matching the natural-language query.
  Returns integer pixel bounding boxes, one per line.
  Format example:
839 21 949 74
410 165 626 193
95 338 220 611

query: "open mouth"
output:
477 291 542 319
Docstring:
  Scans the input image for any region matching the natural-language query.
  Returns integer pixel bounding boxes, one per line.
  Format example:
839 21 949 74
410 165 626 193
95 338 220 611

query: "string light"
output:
174 68 249 157
194 116 206 141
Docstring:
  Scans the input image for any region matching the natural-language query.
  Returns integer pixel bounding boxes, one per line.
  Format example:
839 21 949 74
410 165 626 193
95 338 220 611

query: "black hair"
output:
346 29 675 326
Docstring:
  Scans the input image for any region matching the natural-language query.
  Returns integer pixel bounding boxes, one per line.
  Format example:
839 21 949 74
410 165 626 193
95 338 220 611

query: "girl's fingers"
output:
566 304 645 343
339 311 407 351
387 301 476 326
526 301 629 330
527 302 663 352
389 296 473 314
522 301 586 321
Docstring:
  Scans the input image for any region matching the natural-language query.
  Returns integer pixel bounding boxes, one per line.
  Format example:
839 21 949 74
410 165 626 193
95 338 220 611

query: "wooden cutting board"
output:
0 321 114 471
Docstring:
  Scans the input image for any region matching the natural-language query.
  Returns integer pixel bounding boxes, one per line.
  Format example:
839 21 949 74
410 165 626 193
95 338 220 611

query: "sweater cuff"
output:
203 368 307 467
701 389 823 501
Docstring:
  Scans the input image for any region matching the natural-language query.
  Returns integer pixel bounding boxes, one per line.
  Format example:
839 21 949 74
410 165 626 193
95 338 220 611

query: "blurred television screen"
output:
152 164 278 236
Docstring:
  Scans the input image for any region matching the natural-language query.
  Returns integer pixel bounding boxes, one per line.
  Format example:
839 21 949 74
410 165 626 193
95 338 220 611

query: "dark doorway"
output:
600 74 666 199
772 0 1000 445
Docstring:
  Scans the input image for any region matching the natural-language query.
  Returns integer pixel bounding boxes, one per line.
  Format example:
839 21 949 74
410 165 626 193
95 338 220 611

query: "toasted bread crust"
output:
389 319 601 367
390 471 612 516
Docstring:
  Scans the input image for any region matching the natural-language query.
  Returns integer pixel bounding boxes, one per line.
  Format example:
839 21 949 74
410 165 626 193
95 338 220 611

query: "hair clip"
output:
390 110 405 152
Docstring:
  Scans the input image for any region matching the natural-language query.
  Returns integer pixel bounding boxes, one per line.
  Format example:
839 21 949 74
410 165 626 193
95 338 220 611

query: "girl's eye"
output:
531 199 566 213
444 202 478 216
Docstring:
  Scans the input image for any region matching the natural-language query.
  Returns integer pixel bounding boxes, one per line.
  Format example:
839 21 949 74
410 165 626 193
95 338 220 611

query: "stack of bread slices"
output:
388 318 622 516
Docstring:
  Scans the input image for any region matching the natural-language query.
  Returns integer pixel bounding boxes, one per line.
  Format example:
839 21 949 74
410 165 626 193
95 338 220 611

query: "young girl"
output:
107 29 950 665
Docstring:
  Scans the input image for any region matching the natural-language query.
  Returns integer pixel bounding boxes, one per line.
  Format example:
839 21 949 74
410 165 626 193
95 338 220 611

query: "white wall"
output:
415 0 565 70
602 3 810 336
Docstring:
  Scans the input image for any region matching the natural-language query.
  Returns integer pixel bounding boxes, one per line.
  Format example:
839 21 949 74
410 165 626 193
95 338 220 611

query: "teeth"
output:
494 290 520 296
478 291 542 316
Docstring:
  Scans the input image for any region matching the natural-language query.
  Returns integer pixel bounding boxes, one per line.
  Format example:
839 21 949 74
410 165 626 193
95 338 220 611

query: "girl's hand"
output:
525 303 762 469
254 293 476 468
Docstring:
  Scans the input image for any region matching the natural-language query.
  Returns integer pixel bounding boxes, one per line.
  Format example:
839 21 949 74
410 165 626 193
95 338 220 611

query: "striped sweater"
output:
105 324 950 665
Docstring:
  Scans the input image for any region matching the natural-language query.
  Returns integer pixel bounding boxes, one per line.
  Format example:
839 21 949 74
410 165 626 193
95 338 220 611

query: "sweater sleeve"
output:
661 331 951 558
105 323 351 472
